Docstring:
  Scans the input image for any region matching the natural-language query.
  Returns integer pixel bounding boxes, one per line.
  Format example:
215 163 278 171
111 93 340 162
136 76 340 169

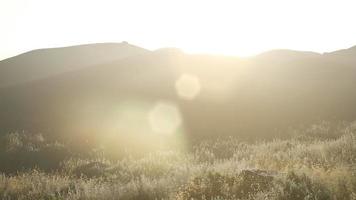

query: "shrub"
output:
275 171 331 200
176 170 275 200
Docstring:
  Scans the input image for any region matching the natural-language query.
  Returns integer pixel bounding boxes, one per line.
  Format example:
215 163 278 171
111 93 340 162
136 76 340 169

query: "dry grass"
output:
1 122 356 199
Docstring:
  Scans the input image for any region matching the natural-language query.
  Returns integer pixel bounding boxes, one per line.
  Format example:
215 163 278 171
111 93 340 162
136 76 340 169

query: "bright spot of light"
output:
175 74 201 100
148 101 182 135
115 101 151 135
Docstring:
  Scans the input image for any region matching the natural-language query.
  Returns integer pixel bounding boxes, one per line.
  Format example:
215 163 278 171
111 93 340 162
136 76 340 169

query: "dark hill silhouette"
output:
0 42 149 88
0 44 356 140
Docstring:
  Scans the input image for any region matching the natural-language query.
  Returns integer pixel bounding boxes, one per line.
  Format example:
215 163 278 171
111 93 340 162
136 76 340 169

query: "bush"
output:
177 170 275 200
275 171 331 200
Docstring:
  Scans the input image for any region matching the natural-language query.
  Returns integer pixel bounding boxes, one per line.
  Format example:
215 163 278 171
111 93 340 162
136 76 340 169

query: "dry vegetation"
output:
1 121 356 199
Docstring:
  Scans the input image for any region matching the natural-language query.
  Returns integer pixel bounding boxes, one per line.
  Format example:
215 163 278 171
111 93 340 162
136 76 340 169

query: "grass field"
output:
1 122 356 199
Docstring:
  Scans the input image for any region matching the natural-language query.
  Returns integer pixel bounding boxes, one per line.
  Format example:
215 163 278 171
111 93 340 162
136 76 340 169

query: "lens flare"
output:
175 74 201 100
148 101 182 135
112 101 153 135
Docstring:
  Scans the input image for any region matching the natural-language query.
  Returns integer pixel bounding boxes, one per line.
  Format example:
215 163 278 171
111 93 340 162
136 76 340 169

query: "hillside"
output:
0 42 148 88
1 122 356 199
0 45 356 140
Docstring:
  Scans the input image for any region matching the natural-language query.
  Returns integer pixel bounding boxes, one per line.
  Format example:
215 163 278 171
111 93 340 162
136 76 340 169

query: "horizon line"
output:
1 41 355 62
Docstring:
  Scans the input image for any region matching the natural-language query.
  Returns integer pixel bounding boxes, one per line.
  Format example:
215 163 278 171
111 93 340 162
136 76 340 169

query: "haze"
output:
1 0 356 60
2 0 356 198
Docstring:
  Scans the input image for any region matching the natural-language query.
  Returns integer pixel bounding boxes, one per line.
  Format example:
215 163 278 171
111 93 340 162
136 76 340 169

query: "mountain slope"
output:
0 45 356 140
0 42 149 88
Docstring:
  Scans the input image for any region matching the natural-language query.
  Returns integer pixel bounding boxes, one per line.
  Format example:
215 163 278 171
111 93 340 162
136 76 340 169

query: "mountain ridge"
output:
1 43 356 139
0 42 149 88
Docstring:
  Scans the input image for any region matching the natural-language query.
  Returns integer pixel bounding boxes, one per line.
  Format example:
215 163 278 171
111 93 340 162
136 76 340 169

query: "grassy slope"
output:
0 122 356 199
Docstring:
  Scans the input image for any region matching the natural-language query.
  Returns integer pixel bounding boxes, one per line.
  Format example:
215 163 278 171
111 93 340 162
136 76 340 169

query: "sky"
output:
1 0 356 60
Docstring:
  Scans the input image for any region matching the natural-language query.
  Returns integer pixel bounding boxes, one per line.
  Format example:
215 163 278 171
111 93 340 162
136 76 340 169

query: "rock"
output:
236 169 276 197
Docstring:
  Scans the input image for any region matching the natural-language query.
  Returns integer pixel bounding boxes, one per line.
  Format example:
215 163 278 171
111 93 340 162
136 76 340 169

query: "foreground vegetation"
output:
1 122 356 199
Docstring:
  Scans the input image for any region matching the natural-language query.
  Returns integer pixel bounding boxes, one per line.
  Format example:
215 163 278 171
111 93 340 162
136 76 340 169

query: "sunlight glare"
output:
148 101 182 135
175 74 201 100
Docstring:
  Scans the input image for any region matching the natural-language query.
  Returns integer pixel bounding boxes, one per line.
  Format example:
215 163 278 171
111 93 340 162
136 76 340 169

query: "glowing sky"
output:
1 0 356 60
